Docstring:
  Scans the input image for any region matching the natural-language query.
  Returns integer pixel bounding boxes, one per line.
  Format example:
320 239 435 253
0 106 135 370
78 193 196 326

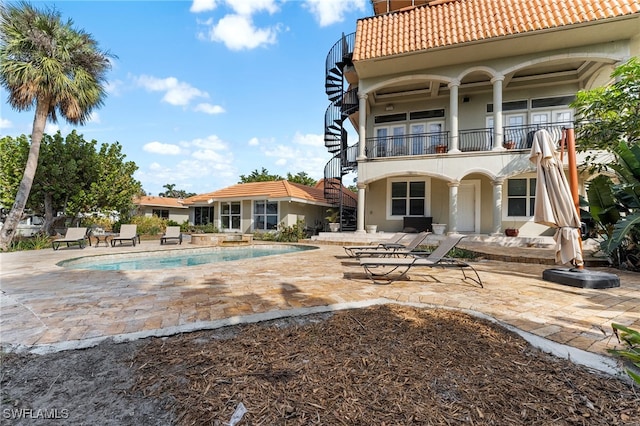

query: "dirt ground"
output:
2 305 639 425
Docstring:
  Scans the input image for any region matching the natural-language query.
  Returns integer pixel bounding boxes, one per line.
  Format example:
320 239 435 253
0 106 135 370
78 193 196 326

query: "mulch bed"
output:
132 305 639 425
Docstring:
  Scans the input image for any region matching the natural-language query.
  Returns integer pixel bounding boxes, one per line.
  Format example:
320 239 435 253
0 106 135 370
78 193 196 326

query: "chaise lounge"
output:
350 231 430 258
111 224 139 247
160 226 182 245
359 234 483 287
52 227 90 250
343 232 407 257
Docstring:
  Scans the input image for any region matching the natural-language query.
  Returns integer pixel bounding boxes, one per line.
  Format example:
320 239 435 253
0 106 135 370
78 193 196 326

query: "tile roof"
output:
183 180 331 205
134 196 188 208
354 0 640 61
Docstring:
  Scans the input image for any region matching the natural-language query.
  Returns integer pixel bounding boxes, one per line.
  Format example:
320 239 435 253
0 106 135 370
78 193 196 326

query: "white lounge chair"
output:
351 231 430 258
111 224 139 247
359 234 483 287
52 227 90 250
343 232 407 257
160 226 182 245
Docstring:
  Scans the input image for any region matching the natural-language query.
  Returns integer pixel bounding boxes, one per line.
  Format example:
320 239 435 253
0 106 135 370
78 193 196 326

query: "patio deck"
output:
1 239 638 376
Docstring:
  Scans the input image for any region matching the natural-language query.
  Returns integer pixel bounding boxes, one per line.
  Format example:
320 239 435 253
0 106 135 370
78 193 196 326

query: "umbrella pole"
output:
565 128 584 269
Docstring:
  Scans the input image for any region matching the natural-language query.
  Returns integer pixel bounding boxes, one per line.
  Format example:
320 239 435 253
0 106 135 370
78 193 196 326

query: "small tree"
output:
239 167 284 183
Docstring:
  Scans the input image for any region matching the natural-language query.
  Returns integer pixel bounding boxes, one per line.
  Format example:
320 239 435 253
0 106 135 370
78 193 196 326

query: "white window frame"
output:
253 200 279 231
374 124 406 157
503 175 537 220
386 177 431 220
221 201 241 231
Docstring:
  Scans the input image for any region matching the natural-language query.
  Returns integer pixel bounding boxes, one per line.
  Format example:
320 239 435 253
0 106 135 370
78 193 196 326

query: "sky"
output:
0 0 367 196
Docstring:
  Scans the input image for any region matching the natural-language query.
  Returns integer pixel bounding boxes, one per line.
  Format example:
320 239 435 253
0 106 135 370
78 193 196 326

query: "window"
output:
390 180 426 217
375 125 405 157
194 206 214 225
254 200 278 231
507 178 536 217
152 209 169 219
221 202 241 230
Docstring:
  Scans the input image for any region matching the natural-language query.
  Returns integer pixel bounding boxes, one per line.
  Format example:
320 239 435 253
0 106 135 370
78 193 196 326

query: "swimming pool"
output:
58 244 316 271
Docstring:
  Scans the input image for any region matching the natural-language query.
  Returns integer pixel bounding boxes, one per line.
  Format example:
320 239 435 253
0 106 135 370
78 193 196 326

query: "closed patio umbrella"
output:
529 129 583 267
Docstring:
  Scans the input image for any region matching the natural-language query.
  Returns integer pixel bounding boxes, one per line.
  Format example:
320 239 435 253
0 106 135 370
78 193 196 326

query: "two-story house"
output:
323 0 639 237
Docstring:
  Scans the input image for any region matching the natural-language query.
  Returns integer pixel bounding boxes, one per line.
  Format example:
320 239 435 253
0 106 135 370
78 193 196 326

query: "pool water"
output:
58 245 316 271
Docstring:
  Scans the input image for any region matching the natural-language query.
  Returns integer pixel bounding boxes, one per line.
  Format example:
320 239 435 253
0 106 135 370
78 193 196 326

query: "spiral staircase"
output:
324 33 358 231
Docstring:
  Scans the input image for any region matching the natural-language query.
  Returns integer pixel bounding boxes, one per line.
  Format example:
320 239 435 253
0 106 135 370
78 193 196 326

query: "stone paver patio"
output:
1 239 639 375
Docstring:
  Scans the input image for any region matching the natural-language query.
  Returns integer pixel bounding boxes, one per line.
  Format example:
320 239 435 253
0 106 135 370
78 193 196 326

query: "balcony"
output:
364 123 571 159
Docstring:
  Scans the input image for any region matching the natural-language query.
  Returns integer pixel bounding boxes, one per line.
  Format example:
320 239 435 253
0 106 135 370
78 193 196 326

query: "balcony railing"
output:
365 131 450 158
363 122 571 159
503 121 572 150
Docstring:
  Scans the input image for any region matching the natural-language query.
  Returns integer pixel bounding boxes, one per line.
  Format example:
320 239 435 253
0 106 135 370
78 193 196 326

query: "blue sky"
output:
0 0 367 196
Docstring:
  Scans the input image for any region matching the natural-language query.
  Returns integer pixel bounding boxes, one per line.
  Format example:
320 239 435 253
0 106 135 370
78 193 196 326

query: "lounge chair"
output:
160 226 182 245
111 224 139 247
52 227 90 250
343 232 407 257
351 231 430 258
359 234 483 287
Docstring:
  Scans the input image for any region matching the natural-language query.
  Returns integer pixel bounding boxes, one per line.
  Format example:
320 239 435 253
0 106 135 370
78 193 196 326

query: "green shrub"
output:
275 220 306 242
80 216 114 232
608 323 640 385
128 215 164 236
8 232 52 251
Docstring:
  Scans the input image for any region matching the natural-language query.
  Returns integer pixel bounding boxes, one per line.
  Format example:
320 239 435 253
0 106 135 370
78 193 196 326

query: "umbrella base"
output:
542 268 620 289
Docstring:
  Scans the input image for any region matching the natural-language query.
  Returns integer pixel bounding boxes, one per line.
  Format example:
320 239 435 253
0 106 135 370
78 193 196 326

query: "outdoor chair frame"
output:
359 234 483 287
343 232 407 257
52 227 90 250
111 224 140 247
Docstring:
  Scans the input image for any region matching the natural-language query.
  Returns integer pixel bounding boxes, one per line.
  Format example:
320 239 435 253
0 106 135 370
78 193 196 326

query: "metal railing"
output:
361 123 573 158
364 131 450 158
503 122 571 150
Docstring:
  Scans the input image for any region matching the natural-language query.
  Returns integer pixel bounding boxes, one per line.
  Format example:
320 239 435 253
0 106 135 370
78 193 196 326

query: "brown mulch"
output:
131 305 639 425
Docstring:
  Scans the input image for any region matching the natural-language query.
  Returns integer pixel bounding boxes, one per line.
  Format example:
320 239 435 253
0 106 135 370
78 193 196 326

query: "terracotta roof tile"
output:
183 180 332 205
134 196 188 208
354 0 640 61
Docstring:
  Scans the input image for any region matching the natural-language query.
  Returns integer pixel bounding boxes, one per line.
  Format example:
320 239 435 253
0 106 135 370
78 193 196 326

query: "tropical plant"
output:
0 2 113 250
325 208 339 223
572 57 640 170
608 323 640 385
586 142 640 270
239 168 284 183
286 172 317 187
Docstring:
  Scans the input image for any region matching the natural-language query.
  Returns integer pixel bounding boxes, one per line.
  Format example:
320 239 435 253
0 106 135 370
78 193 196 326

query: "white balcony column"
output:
491 179 504 236
448 181 459 234
356 181 366 233
358 92 368 160
448 80 461 153
491 75 504 150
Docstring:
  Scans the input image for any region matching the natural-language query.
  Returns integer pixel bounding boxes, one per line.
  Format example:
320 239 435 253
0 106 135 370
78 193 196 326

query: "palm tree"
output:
0 2 113 250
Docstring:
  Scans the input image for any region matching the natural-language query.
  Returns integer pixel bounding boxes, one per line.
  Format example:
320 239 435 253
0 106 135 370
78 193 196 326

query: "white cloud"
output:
248 137 260 146
138 134 238 195
191 0 218 13
194 103 225 114
0 117 11 129
293 132 323 147
260 132 329 179
88 112 101 124
225 0 279 16
305 0 366 27
135 75 209 106
207 14 278 50
143 141 182 155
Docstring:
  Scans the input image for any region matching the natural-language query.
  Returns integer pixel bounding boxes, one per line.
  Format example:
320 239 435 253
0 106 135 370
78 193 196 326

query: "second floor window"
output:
507 178 536 217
